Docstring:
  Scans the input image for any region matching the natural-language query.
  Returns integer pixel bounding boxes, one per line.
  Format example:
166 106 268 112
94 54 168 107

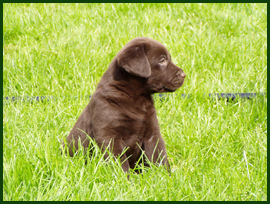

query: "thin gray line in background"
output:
3 93 266 103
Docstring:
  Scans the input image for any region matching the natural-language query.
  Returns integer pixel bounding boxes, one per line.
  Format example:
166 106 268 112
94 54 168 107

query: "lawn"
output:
3 3 267 201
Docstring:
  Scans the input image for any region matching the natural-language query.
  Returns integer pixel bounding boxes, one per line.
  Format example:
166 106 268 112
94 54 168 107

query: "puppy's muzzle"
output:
171 70 186 87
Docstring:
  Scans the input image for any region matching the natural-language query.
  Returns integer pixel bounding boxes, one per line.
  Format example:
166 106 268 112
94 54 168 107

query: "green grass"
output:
3 3 267 201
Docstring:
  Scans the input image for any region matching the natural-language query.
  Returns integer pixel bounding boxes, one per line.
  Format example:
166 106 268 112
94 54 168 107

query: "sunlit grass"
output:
3 3 267 201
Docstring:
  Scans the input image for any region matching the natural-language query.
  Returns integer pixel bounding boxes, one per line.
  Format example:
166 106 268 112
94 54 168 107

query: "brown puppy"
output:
63 37 185 174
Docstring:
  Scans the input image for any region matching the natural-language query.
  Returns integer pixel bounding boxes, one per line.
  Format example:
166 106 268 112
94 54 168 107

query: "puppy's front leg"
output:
143 136 171 173
102 138 130 174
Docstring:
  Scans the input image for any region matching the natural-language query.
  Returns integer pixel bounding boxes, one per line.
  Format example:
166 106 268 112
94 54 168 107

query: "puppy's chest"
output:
118 102 156 137
94 94 157 139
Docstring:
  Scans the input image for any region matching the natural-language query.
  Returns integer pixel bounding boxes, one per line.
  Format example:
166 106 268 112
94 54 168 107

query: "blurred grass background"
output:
3 3 267 97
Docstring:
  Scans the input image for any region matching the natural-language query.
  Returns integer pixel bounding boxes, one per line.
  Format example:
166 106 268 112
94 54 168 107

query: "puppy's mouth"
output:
162 78 185 92
162 86 176 92
150 84 183 93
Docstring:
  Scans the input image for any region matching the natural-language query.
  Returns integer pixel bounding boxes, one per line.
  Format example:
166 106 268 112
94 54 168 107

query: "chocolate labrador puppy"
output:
63 37 185 174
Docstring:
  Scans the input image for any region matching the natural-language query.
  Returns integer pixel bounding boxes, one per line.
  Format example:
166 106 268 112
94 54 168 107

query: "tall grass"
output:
3 3 267 201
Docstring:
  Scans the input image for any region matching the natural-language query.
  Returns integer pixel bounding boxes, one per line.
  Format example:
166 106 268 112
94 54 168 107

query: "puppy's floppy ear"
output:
117 43 151 78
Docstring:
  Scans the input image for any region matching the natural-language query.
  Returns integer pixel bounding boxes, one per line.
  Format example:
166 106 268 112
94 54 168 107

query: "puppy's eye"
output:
159 58 166 63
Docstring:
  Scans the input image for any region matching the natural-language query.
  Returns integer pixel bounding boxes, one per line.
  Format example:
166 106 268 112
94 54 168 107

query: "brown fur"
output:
63 37 185 173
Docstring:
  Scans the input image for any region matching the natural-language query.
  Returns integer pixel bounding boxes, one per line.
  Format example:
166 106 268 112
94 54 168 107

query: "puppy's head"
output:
117 37 185 93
